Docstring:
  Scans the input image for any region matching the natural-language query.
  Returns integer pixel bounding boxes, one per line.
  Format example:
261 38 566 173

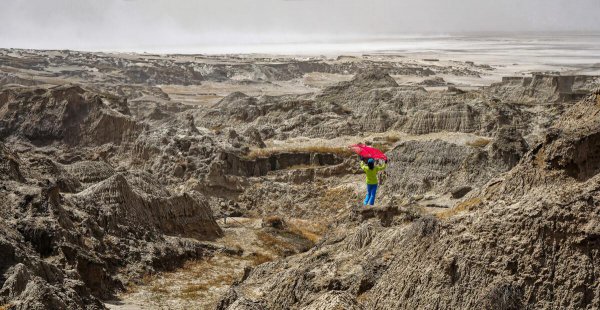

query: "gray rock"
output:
450 186 472 199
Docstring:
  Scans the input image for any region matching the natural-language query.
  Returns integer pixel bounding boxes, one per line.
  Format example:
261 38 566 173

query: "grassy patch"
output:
466 138 491 148
179 288 204 300
288 225 321 244
285 164 318 170
383 134 401 144
210 124 226 134
319 187 355 210
287 219 327 244
534 148 547 168
262 215 285 229
356 291 371 303
370 142 392 154
244 252 273 266
149 284 169 294
182 258 219 278
141 273 156 285
181 284 209 294
244 145 353 159
256 231 296 255
177 271 236 300
437 197 482 219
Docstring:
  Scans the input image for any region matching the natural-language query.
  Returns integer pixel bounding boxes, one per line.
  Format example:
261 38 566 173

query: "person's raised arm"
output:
377 160 387 171
360 161 368 171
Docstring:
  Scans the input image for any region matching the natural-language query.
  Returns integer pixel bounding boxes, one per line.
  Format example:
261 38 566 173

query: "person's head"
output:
367 158 374 170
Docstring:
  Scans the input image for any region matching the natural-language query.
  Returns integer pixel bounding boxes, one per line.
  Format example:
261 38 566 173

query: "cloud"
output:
0 0 598 51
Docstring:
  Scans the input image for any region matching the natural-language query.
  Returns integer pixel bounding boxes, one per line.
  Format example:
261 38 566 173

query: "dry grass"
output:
370 143 392 154
466 138 491 148
179 288 205 300
287 219 328 244
319 187 355 210
383 134 401 144
131 273 172 295
437 197 482 219
149 284 169 294
244 145 354 159
182 257 226 277
256 231 296 254
356 291 370 303
141 273 155 285
181 284 209 294
177 269 236 300
286 164 317 170
123 253 245 308
0 305 11 310
244 252 274 266
205 273 235 286
179 274 235 296
288 225 321 244
262 215 285 229
210 124 225 134
534 148 547 168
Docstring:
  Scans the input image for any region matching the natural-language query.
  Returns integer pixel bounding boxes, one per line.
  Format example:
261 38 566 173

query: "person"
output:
360 157 387 206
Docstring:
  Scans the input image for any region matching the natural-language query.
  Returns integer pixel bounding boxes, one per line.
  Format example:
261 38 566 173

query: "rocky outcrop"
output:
417 76 452 87
219 152 344 178
324 70 399 92
0 164 222 308
74 173 222 239
217 93 600 309
121 65 204 86
2 48 600 309
0 73 42 87
0 85 142 146
0 83 225 308
381 130 526 198
200 71 539 140
490 73 600 103
62 161 115 185
403 105 481 134
0 142 25 182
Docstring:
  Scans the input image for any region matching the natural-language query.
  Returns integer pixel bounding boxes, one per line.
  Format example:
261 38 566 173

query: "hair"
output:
368 160 375 170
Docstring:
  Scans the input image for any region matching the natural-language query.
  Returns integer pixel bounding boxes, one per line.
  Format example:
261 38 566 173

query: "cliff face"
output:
217 91 600 310
0 85 141 146
490 74 600 103
379 126 528 198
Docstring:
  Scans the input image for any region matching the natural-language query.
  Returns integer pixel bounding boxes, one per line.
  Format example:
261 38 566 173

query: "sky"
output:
1 0 600 52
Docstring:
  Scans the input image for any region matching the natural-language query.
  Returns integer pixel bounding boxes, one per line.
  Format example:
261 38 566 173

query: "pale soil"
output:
160 80 320 107
262 131 490 152
106 218 263 310
106 217 325 310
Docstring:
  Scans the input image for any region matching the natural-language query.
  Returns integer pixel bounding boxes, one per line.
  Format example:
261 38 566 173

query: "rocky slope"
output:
0 86 225 309
199 71 538 141
0 48 599 309
217 90 600 310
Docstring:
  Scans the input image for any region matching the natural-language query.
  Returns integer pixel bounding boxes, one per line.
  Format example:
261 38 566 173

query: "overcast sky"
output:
1 0 599 52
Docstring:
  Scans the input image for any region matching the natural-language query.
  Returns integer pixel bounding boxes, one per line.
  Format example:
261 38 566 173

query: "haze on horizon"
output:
1 0 600 53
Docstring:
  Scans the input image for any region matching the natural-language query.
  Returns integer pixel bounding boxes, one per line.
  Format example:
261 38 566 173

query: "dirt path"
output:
105 217 320 309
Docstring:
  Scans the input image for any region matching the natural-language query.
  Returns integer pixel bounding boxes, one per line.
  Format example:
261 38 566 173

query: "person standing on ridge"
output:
360 157 387 206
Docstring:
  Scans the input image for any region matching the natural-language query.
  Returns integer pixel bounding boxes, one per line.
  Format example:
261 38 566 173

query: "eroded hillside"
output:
0 48 599 309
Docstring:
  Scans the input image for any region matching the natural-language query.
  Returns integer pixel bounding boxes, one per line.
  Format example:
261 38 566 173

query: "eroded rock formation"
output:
217 91 600 310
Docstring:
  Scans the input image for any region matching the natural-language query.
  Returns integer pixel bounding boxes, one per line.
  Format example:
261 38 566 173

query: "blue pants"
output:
364 184 378 205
